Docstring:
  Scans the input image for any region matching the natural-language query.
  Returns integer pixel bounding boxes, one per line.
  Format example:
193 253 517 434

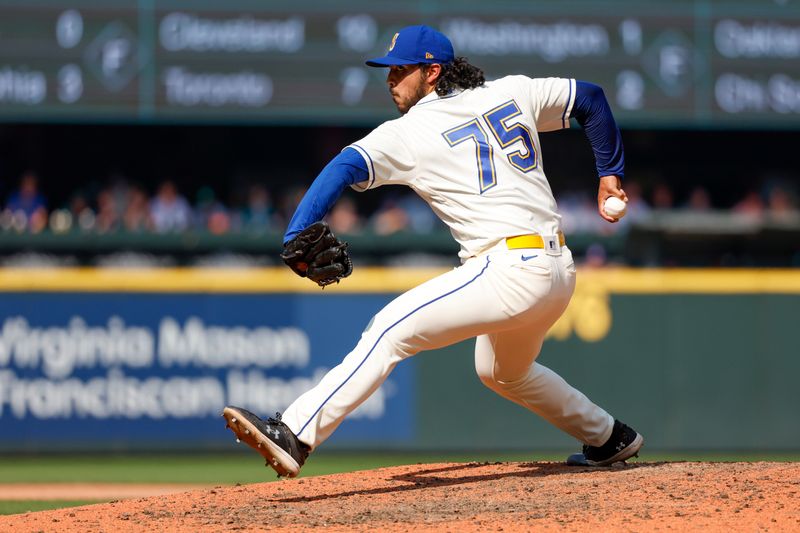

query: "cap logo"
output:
389 33 399 51
425 52 434 59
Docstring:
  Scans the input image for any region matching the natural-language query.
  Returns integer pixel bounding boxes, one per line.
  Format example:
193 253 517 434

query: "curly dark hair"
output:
424 57 485 96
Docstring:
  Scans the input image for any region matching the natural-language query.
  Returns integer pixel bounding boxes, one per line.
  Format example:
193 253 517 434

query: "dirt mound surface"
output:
2 461 798 532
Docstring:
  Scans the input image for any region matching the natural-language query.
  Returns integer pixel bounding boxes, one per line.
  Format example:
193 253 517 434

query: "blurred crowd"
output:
2 169 799 238
2 171 284 236
0 170 449 237
558 179 800 236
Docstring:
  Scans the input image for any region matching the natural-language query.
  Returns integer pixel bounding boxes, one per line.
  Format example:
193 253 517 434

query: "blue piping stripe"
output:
297 256 492 438
350 143 376 190
417 92 462 106
561 79 573 129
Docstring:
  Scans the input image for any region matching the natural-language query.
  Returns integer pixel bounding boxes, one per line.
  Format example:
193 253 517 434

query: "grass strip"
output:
0 451 796 485
0 500 103 516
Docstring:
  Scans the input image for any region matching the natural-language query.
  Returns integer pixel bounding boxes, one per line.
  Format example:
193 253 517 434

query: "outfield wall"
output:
0 267 798 452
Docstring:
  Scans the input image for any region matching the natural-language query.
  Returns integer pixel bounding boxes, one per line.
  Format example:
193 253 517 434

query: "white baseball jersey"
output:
348 76 576 260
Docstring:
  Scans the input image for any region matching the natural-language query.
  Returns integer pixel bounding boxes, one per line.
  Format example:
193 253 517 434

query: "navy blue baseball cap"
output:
365 25 455 67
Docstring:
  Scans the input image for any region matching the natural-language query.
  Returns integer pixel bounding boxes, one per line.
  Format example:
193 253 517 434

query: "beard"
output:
395 77 432 115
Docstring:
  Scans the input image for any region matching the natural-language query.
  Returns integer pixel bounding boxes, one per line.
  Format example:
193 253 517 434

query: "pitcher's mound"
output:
2 461 798 532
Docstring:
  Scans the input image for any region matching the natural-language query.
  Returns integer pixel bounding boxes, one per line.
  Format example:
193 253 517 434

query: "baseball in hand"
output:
603 196 627 219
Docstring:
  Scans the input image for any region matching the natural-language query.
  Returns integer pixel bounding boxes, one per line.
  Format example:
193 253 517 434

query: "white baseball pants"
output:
281 246 614 450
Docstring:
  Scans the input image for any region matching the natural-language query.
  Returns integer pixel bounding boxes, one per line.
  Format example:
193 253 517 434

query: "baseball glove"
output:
280 221 353 287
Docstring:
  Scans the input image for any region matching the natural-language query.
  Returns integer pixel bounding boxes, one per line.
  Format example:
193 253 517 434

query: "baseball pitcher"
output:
224 25 642 477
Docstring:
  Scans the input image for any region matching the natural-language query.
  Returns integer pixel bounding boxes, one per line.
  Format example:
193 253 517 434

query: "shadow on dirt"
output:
275 461 664 503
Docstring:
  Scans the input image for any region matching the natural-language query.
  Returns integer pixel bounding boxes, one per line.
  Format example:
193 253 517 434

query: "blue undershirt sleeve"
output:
571 81 625 179
283 147 369 244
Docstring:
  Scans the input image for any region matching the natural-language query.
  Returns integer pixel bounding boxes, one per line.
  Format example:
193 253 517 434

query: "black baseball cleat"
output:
222 406 310 478
566 419 644 467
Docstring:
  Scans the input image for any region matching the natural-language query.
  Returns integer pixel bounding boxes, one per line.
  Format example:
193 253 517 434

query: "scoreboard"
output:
0 0 799 128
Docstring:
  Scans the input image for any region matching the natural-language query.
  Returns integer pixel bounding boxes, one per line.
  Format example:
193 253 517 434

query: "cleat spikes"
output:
222 406 307 478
